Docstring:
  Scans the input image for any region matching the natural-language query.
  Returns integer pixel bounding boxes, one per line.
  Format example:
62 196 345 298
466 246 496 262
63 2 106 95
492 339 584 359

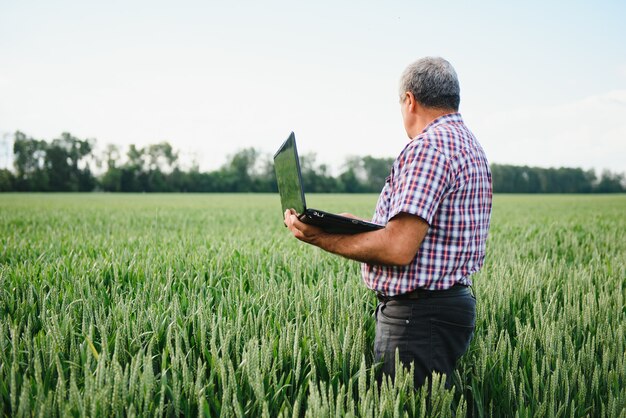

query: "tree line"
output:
0 131 624 193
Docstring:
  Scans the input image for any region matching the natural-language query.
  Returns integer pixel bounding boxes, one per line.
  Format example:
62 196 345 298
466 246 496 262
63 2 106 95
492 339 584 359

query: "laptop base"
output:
300 209 383 234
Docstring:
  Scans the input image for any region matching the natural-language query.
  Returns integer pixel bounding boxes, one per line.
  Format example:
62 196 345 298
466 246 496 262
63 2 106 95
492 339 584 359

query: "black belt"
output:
376 284 471 302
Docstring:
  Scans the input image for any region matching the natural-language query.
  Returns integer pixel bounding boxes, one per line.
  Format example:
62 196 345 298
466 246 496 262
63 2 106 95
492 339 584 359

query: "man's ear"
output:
406 91 417 113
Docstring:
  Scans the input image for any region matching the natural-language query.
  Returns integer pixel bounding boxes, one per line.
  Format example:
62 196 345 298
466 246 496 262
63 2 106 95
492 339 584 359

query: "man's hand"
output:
284 209 331 246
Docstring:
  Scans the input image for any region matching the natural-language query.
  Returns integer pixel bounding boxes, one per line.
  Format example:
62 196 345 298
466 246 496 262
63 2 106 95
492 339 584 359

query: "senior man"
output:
284 56 492 388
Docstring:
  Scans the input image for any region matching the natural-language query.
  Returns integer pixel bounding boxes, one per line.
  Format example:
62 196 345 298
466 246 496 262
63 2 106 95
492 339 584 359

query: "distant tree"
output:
166 167 187 192
595 170 625 193
300 153 322 192
100 144 122 192
142 142 179 191
48 132 95 191
220 148 259 192
491 164 514 193
338 156 366 193
582 169 597 193
13 131 48 191
0 169 13 191
255 156 277 192
555 167 595 193
362 156 394 192
145 142 178 172
45 141 73 190
492 164 603 194
118 145 145 192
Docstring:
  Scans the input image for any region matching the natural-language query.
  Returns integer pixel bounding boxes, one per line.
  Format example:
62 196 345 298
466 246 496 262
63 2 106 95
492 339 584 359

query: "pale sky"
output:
1 0 625 173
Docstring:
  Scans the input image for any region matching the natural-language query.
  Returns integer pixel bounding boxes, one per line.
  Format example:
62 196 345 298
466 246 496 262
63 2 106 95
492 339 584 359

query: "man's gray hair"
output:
399 57 460 111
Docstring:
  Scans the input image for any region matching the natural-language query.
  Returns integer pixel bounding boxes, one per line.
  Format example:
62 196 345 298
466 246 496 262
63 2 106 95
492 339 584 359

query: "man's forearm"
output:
315 228 406 266
284 210 427 266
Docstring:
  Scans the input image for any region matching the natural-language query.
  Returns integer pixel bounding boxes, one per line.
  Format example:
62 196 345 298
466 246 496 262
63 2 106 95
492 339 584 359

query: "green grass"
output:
1 193 625 417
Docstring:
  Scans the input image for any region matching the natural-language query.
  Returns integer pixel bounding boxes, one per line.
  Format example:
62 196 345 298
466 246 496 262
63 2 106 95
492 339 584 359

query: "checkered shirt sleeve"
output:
388 141 451 225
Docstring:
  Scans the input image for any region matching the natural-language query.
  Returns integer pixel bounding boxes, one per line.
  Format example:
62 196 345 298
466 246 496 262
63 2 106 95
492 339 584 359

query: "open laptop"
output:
273 132 383 234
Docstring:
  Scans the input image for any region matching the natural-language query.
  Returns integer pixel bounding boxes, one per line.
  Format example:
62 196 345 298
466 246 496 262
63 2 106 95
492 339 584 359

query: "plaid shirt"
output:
362 113 492 296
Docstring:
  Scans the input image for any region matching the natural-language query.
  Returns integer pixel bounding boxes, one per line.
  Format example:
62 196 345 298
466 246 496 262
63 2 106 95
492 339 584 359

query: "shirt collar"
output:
413 112 463 140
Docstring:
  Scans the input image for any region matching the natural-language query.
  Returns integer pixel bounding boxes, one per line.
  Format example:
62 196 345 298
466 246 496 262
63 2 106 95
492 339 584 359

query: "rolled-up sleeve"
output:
388 142 451 225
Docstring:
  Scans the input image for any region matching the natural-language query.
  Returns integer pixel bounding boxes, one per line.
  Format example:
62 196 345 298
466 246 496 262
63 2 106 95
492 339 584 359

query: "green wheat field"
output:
1 194 625 417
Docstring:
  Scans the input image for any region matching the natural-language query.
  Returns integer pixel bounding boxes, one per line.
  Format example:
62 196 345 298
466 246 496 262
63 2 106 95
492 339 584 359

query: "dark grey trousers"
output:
373 286 476 389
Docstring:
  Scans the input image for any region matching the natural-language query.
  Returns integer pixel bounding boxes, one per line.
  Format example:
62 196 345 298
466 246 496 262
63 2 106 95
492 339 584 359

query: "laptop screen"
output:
273 132 306 215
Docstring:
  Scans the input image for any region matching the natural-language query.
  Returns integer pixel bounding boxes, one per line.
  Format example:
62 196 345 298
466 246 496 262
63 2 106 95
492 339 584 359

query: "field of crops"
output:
1 193 625 417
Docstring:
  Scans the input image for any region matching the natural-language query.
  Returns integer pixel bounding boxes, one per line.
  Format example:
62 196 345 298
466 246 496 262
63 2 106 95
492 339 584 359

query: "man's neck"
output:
410 108 456 138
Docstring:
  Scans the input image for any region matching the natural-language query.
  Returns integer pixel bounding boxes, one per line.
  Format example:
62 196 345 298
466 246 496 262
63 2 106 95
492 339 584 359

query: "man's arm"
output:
283 209 429 266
